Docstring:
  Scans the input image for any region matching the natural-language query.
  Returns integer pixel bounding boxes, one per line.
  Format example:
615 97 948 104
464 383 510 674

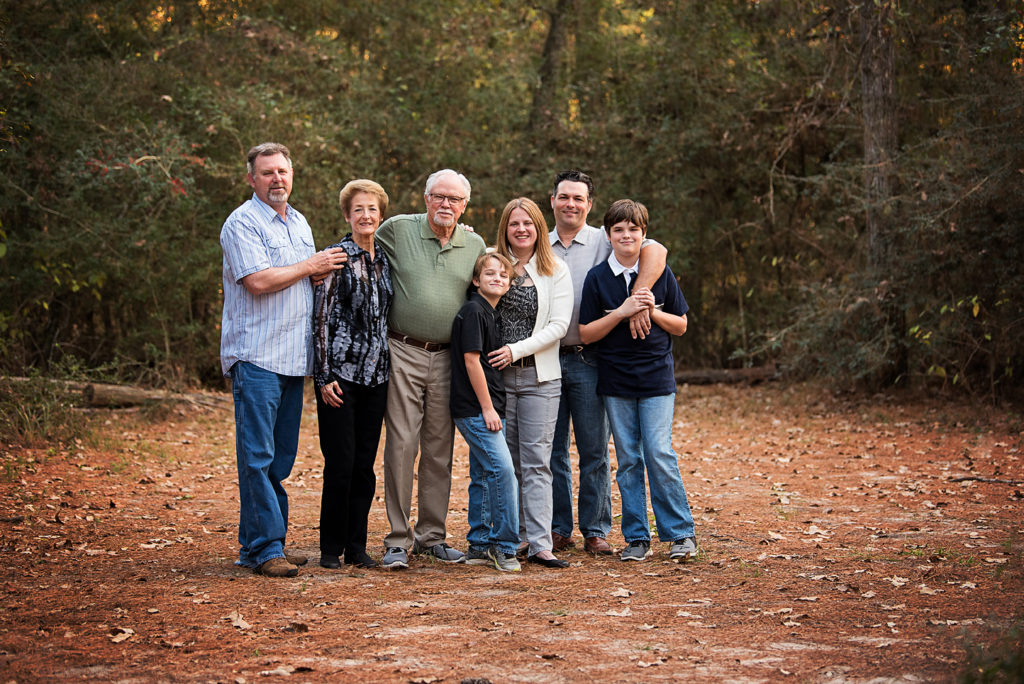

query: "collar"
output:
549 224 599 247
607 253 639 278
251 193 293 223
342 233 379 259
418 214 466 247
469 291 496 312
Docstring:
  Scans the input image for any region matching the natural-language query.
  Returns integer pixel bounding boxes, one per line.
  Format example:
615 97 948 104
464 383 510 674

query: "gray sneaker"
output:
465 545 491 566
669 537 698 561
413 541 466 564
620 540 652 562
381 546 409 570
487 545 521 573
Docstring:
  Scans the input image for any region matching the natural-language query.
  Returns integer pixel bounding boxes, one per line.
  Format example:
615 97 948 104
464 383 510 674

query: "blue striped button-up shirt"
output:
220 194 317 377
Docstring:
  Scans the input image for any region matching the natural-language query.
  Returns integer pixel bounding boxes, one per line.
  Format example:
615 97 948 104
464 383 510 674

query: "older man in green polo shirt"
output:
374 169 487 570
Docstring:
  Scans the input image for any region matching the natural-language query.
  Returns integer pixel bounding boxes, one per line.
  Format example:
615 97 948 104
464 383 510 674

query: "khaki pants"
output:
382 338 456 549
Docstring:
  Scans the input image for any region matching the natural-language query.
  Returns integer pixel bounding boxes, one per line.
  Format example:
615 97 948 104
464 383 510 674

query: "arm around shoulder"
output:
635 240 668 292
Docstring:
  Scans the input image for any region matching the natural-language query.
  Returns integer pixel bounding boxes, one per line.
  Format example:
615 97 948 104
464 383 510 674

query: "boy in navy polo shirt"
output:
578 199 697 562
451 252 522 572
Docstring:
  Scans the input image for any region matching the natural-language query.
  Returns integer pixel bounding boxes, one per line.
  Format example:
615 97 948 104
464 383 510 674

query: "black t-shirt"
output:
450 293 506 419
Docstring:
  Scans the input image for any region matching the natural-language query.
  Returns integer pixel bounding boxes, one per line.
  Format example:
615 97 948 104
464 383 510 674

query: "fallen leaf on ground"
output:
110 627 134 643
259 666 294 677
224 610 251 630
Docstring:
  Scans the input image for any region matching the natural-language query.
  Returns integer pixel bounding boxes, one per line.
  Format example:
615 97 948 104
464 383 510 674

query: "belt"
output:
388 331 450 352
559 344 585 355
509 355 536 368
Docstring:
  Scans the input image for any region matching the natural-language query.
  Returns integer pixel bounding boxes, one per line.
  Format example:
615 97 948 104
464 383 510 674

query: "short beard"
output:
431 214 455 229
267 189 288 204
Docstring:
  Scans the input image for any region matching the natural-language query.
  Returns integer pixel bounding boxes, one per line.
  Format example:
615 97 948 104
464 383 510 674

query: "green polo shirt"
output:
376 213 487 344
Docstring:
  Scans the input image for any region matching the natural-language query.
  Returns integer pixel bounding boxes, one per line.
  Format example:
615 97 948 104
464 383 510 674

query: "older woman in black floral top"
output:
313 179 393 570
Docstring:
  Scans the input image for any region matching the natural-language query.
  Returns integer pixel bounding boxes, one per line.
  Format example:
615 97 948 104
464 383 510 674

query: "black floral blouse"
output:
497 282 539 347
313 234 393 388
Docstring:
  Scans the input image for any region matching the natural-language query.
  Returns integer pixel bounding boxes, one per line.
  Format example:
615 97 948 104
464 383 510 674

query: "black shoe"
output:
528 554 569 569
319 554 342 569
345 551 379 569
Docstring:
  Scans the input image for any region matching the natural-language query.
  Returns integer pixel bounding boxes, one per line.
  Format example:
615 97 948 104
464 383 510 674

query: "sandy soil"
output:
1 382 1021 682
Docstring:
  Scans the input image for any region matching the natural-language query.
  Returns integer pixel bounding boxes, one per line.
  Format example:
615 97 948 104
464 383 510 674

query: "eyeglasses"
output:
428 193 467 206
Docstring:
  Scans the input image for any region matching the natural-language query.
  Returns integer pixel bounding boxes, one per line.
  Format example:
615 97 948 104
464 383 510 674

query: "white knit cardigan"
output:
506 253 573 383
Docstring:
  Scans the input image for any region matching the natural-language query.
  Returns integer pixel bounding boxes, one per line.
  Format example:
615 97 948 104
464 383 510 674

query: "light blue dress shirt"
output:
220 194 316 377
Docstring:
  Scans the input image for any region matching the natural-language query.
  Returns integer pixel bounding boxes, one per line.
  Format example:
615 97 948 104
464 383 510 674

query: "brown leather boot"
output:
254 557 298 577
583 536 613 556
283 549 308 566
552 532 576 551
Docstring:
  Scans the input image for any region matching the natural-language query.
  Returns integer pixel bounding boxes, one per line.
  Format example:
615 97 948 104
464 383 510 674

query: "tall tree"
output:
528 0 579 138
858 0 905 384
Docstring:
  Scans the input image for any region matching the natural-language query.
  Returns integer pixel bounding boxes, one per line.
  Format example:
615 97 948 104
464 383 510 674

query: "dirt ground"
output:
1 382 1022 683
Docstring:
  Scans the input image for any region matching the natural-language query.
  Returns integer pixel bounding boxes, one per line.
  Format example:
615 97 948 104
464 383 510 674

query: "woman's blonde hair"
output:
495 197 558 277
338 179 389 217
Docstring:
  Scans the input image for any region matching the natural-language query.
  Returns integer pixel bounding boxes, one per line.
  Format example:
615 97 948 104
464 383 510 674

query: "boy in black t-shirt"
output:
451 252 521 572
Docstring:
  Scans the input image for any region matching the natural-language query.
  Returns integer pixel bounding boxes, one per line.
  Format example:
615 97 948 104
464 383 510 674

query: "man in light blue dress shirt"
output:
220 142 347 578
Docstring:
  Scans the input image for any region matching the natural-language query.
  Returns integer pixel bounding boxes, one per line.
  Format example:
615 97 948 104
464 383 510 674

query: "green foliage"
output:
959 624 1024 683
0 0 1021 397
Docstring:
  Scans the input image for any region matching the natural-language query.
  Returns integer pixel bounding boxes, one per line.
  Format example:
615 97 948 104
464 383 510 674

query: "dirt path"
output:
1 383 1021 682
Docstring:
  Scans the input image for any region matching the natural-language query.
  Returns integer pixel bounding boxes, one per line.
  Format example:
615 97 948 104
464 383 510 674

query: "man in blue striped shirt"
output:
220 142 347 578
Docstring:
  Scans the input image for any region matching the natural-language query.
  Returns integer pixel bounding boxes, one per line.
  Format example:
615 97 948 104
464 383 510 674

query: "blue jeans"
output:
455 415 520 556
551 348 612 539
603 394 694 543
231 361 304 567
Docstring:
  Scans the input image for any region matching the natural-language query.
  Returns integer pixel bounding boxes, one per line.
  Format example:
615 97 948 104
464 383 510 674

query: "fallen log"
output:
3 376 229 408
83 383 173 407
82 383 229 408
675 365 778 386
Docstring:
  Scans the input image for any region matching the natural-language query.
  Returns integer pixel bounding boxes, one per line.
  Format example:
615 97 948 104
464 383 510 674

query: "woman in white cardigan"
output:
489 197 573 568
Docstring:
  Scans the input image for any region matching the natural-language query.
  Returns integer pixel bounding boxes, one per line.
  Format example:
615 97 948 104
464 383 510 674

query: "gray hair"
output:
246 142 292 176
424 169 471 202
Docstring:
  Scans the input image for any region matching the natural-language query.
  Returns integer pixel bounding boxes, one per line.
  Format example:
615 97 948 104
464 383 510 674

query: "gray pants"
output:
502 365 561 556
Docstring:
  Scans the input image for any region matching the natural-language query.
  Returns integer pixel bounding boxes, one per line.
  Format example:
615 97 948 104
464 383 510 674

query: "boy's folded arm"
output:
579 309 624 344
651 309 687 336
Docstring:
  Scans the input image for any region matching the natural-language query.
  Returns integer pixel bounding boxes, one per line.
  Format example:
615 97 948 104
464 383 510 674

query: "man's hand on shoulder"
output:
458 222 475 234
308 247 347 278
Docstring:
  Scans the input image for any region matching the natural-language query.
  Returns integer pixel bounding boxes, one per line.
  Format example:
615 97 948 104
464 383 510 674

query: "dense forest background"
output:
1 1 1021 399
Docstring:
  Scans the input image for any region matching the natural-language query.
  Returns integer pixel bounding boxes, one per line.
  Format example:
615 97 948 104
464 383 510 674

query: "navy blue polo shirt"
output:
578 263 688 397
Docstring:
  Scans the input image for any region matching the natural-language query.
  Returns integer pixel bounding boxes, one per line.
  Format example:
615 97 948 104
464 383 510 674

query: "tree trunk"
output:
528 0 579 134
859 0 907 385
859 0 898 272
